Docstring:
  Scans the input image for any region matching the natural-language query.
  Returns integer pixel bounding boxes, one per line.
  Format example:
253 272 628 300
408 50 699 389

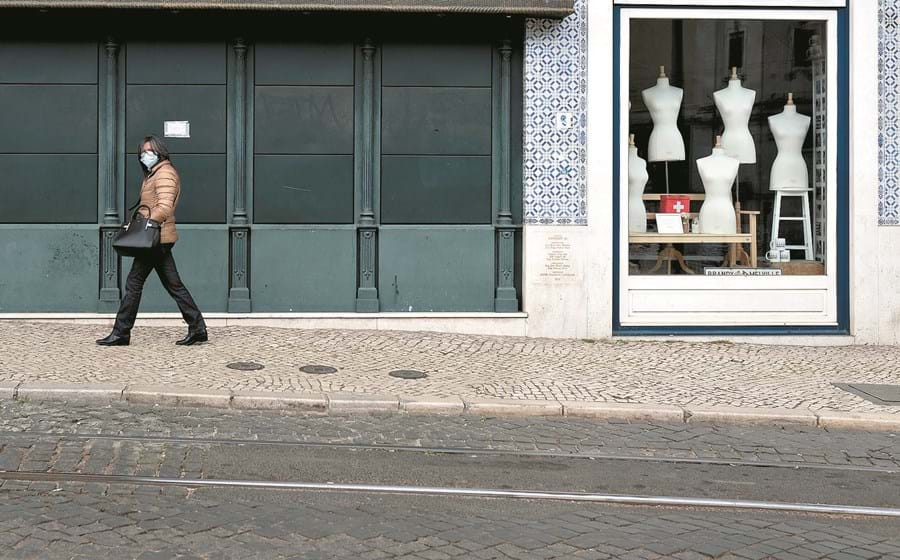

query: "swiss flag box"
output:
660 195 691 214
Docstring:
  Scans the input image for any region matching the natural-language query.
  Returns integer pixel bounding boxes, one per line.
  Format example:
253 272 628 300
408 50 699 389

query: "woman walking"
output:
97 136 208 346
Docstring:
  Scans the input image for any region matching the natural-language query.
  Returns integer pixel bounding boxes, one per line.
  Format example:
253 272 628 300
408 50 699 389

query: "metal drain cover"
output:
389 369 428 380
226 361 265 371
300 365 337 375
834 383 900 406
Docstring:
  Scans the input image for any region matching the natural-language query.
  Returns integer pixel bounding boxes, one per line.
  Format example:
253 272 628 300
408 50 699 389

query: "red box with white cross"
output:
659 195 691 215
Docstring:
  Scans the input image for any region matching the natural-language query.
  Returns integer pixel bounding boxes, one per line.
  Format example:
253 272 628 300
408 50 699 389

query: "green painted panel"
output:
0 228 97 312
120 228 228 313
0 85 97 153
251 228 356 311
126 42 226 84
126 85 226 153
255 42 354 86
382 43 491 87
382 87 491 155
0 42 97 84
379 227 494 312
381 156 491 224
0 155 97 223
254 155 354 224
254 86 353 154
126 155 226 224
511 42 525 225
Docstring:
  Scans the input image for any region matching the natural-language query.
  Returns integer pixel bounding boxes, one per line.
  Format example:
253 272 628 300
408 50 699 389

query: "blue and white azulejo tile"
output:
880 0 900 225
524 0 588 225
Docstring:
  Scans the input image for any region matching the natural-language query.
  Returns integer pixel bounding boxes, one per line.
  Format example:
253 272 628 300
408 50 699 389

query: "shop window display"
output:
626 18 828 276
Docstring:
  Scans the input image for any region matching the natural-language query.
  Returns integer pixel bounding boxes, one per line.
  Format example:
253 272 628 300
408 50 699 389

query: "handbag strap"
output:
128 203 153 223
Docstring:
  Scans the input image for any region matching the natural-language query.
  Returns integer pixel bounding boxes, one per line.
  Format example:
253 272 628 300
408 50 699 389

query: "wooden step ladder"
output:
770 189 813 260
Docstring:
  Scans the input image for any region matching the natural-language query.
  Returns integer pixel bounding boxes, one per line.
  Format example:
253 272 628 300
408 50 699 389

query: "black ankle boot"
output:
96 332 130 346
176 330 208 346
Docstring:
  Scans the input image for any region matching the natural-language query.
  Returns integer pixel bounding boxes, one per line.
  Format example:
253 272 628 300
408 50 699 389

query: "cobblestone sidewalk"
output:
1 322 899 417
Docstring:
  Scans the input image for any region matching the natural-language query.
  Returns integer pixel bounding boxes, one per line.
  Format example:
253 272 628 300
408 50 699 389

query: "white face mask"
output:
140 151 160 169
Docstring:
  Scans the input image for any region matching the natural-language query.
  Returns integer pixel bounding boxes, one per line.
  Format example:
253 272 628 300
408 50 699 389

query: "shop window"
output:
625 16 830 278
615 5 841 328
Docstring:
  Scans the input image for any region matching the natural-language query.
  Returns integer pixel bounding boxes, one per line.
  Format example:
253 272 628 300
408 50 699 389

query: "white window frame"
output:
613 0 845 7
617 7 839 326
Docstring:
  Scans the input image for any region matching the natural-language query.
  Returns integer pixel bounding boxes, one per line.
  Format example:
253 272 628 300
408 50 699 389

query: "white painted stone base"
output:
0 313 529 337
0 313 867 345
520 228 611 339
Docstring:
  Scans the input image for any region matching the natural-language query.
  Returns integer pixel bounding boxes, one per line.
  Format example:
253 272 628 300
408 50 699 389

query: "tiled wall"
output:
880 0 899 225
523 0 587 225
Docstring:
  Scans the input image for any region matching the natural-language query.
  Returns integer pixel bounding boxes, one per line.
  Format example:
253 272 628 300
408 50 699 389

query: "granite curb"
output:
2 382 898 431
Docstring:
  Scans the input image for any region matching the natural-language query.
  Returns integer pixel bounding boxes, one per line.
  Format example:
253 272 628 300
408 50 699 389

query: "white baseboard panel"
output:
619 335 858 346
0 313 529 337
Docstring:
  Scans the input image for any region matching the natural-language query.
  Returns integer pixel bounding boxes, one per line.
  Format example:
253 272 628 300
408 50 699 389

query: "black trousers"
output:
113 243 206 335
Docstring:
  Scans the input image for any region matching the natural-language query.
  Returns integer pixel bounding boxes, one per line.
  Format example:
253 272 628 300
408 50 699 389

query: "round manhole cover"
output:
389 369 428 380
300 365 337 375
226 361 265 371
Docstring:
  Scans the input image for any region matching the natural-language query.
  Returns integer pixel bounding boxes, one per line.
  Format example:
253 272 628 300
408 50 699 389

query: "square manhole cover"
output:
833 383 900 406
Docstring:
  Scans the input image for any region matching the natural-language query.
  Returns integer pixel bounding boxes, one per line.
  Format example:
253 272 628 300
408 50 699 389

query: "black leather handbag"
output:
113 204 161 258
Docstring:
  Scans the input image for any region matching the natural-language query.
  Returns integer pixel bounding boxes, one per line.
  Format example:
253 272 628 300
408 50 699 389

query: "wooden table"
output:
629 232 757 274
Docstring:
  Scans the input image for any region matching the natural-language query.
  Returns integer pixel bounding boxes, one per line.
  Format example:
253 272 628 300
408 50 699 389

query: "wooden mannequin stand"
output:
728 169 756 267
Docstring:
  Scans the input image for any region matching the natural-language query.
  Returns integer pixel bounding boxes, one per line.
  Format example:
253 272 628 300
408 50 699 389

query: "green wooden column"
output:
495 39 519 312
228 38 252 312
98 38 122 312
356 38 379 312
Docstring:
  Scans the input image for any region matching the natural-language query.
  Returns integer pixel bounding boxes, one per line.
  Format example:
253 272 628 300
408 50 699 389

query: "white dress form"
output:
627 134 648 233
713 67 757 164
697 138 739 234
641 66 685 162
768 93 811 191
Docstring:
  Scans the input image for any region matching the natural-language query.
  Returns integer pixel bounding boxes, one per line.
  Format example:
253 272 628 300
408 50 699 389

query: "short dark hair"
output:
139 135 171 174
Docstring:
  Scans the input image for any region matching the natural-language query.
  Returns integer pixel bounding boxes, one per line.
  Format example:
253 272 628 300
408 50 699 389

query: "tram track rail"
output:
0 430 897 474
2 430 900 520
2 469 900 519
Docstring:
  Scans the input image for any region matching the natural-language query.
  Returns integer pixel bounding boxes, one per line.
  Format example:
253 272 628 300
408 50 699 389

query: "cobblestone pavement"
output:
1 402 899 471
2 403 900 559
2 322 900 414
3 483 900 560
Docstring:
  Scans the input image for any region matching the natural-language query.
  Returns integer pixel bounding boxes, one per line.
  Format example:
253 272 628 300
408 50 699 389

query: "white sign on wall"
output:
164 121 190 138
538 233 582 284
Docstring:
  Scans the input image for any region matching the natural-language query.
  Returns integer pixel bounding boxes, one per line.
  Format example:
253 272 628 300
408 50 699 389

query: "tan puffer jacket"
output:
139 160 180 244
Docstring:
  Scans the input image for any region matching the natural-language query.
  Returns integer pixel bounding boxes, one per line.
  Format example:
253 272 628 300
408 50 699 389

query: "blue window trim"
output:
612 4 850 336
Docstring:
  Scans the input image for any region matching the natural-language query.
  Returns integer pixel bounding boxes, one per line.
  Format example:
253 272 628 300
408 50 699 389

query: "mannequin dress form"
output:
697 136 739 234
627 134 648 233
713 67 756 164
768 93 811 191
641 66 686 163
768 93 814 258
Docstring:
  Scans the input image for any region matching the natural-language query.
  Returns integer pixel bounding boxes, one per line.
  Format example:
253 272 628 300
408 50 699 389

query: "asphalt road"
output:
0 401 898 559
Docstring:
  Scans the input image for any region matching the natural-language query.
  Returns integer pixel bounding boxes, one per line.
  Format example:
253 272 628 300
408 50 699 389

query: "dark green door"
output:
378 41 497 312
121 40 230 312
250 40 358 312
0 39 99 312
